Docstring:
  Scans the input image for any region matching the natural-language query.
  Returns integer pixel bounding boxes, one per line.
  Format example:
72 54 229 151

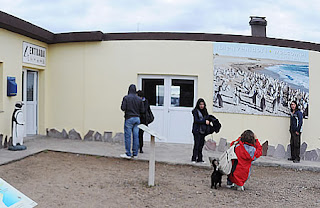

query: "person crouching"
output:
227 130 262 191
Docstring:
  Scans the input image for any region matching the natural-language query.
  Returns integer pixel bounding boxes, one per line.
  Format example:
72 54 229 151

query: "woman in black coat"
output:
288 100 303 163
191 98 209 163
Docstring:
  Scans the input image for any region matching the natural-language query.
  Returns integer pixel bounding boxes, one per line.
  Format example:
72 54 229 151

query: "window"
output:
142 79 164 106
27 72 34 101
171 79 194 107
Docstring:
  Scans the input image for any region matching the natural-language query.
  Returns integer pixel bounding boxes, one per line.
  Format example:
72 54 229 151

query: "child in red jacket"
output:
227 130 262 191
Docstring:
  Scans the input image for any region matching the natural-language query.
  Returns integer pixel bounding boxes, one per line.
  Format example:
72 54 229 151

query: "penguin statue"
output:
9 101 27 151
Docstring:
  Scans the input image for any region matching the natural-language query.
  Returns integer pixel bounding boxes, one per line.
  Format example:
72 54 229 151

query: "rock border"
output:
46 128 124 145
204 138 320 162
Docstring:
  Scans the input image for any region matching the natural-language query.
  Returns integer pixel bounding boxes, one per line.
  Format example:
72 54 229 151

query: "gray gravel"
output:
0 151 319 208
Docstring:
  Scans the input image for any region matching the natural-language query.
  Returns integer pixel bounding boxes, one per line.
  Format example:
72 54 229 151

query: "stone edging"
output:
46 128 124 144
204 138 320 162
0 134 11 149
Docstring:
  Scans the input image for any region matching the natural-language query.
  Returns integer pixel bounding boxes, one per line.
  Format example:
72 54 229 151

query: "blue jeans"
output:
124 117 140 156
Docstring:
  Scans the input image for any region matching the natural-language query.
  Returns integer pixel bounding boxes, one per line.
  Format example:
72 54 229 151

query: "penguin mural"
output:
260 95 266 112
233 87 240 106
217 93 223 108
272 97 278 113
216 85 223 108
9 102 27 150
251 90 258 107
303 104 309 118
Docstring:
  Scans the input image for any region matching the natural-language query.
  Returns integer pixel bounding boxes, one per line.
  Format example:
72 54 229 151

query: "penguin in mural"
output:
10 101 26 150
272 96 279 114
233 86 240 106
217 85 223 108
251 90 258 107
260 95 266 112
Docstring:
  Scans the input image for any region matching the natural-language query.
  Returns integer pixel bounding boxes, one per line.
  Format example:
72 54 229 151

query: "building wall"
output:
0 29 48 143
47 40 213 136
47 40 320 149
0 29 318 149
306 51 320 149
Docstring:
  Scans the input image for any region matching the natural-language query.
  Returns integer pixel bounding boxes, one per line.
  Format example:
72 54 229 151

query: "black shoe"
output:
140 150 144 153
288 158 294 161
293 160 300 163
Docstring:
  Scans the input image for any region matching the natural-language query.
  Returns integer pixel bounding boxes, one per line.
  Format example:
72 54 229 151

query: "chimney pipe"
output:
249 16 267 37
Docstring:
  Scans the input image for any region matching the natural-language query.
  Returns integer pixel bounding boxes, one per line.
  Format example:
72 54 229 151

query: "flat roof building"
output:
0 11 319 151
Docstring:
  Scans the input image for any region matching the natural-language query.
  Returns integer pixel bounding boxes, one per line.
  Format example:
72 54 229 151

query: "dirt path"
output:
0 151 319 208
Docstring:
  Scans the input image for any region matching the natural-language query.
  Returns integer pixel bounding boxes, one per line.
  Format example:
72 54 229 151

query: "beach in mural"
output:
213 42 309 118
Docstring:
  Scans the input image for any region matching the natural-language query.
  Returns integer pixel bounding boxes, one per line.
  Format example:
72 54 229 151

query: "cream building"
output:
0 11 319 150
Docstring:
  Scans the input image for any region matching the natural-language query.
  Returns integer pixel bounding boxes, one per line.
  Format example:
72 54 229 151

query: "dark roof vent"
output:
249 16 267 37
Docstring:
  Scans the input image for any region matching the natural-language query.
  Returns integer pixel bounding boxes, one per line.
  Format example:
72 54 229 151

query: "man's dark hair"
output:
240 130 255 145
137 90 144 97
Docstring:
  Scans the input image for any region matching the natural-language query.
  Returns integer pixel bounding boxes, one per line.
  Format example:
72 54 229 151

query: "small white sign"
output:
0 178 37 207
22 42 46 66
138 124 164 140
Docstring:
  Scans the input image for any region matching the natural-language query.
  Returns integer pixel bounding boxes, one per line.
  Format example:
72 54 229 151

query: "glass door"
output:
139 75 197 143
167 78 196 143
141 77 166 141
22 69 38 135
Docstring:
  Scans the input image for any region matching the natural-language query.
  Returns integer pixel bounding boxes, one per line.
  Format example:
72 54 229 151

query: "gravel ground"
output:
0 151 319 208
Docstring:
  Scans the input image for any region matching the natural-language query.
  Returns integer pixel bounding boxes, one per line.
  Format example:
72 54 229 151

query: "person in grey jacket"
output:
288 100 303 163
120 84 145 159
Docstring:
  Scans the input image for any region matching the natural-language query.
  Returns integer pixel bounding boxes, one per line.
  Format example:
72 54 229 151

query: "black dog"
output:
211 159 222 189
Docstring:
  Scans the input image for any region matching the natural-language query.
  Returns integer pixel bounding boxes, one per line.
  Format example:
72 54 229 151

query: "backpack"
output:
218 142 238 175
146 105 154 124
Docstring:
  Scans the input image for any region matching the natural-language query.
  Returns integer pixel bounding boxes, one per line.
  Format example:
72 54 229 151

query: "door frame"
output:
138 74 198 143
138 75 167 141
138 74 198 106
22 68 39 135
167 75 198 111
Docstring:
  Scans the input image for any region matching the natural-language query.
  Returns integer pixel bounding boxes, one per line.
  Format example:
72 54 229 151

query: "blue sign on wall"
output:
7 77 17 96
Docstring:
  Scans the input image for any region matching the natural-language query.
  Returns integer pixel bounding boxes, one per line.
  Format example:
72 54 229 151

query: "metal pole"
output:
148 135 155 186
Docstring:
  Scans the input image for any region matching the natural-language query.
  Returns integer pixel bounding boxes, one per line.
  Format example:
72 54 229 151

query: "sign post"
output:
138 124 164 186
149 135 155 186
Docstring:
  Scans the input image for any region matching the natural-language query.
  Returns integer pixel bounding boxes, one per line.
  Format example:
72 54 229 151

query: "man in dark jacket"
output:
120 84 145 159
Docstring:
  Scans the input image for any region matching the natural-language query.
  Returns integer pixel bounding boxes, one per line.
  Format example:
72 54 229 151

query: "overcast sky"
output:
1 0 320 43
